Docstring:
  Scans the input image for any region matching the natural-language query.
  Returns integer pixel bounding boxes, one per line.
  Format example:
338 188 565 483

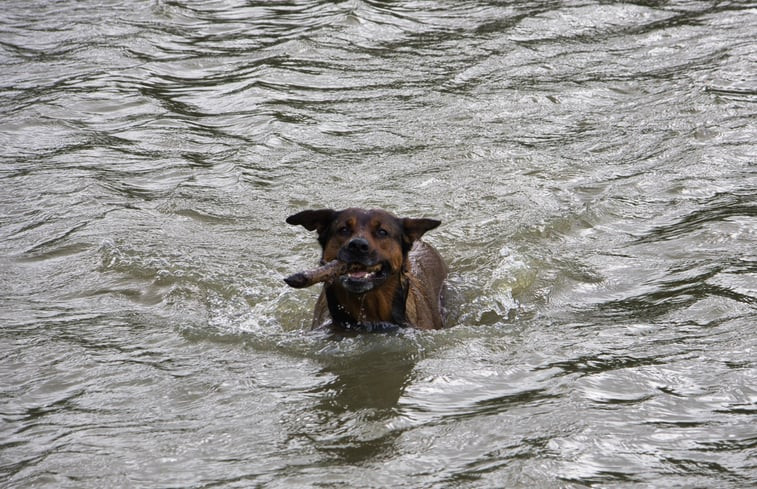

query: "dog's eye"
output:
337 226 350 235
376 228 389 238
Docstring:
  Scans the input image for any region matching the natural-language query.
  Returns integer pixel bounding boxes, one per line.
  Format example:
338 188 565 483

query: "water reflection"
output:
288 339 418 463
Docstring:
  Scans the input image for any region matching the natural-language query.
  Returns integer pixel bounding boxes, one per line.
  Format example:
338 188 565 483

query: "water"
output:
1 0 755 487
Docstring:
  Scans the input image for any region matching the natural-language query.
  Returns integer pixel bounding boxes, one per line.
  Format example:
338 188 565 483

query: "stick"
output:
284 260 348 288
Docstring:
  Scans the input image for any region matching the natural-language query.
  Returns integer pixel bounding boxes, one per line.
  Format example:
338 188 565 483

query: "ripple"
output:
635 191 757 245
399 362 560 425
510 4 676 43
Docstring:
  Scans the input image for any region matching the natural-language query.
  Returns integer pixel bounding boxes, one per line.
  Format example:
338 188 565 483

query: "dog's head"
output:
287 208 440 294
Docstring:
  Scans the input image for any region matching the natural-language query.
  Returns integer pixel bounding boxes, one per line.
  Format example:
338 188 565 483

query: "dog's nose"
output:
347 237 370 254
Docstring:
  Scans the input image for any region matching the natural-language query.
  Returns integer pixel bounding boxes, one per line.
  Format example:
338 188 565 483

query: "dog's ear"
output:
286 209 337 233
401 217 441 249
287 209 338 247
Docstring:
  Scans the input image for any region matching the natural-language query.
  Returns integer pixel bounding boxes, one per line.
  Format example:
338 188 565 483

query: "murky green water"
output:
1 1 755 487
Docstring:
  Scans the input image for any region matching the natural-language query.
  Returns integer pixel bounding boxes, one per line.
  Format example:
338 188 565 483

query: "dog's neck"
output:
325 273 409 330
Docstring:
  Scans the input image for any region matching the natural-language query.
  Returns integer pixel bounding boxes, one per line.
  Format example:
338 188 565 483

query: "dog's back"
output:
404 241 447 330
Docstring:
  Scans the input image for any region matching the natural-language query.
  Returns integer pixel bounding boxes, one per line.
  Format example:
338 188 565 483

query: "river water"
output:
1 1 755 487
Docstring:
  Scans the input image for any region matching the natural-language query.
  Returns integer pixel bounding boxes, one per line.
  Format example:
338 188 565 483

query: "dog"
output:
286 207 447 331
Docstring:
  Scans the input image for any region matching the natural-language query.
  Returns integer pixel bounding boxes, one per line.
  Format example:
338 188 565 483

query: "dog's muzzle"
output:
336 238 389 294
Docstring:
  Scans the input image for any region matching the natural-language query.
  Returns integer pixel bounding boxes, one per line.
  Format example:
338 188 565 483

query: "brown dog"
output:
286 208 447 331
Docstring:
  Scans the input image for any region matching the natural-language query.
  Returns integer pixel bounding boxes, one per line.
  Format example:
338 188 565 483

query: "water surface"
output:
1 1 755 487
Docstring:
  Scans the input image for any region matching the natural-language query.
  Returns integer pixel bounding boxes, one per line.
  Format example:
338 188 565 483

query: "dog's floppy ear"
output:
287 209 338 247
401 217 441 250
286 209 337 233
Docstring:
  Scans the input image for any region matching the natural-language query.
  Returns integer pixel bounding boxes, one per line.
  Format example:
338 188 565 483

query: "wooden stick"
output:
284 260 348 288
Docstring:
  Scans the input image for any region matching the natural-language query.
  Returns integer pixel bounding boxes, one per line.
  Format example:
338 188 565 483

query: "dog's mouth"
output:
345 262 383 279
338 262 389 293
